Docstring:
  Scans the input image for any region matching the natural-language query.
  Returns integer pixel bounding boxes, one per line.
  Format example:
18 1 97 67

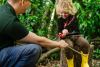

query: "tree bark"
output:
38 48 60 63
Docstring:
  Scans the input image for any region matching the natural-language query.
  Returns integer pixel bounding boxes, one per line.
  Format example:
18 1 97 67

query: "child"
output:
56 0 90 67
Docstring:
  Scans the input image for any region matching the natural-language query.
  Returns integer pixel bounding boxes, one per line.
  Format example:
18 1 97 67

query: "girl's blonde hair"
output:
56 0 77 16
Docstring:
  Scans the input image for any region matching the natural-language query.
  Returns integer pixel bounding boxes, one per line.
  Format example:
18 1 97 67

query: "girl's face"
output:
63 13 69 18
58 12 69 19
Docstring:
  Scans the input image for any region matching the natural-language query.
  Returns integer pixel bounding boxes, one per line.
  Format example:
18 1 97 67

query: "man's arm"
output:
18 31 68 48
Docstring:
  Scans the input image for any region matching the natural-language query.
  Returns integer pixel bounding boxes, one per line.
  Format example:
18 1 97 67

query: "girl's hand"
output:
62 29 69 37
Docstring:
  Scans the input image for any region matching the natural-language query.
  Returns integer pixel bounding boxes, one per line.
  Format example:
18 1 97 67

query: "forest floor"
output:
37 59 100 67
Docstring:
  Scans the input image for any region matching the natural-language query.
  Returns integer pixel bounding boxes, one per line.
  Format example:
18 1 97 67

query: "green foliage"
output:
75 0 100 39
1 0 99 40
0 0 100 60
49 51 60 60
22 0 100 40
19 0 55 37
93 48 100 59
0 0 6 5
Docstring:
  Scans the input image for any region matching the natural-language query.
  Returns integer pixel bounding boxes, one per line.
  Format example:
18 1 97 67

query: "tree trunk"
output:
60 48 68 67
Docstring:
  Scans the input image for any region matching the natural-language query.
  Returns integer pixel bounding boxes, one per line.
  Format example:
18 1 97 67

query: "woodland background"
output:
0 0 100 66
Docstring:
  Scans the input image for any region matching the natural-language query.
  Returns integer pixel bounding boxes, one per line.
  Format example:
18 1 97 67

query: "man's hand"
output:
58 40 69 48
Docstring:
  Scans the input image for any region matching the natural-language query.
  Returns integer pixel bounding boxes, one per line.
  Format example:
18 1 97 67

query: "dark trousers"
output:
0 44 42 67
64 35 90 59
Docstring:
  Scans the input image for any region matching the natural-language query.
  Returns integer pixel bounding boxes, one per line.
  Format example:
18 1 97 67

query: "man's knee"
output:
28 44 42 56
21 44 42 58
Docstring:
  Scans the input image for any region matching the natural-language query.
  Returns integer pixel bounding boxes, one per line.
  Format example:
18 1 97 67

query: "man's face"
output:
18 0 31 13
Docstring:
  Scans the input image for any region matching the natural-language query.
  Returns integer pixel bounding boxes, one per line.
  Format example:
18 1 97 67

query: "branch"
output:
38 48 60 63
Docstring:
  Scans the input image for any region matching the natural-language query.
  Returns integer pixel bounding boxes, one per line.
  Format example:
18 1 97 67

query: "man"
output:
0 0 69 67
56 0 90 67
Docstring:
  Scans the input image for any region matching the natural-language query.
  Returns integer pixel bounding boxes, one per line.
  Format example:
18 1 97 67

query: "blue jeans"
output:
0 44 42 67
